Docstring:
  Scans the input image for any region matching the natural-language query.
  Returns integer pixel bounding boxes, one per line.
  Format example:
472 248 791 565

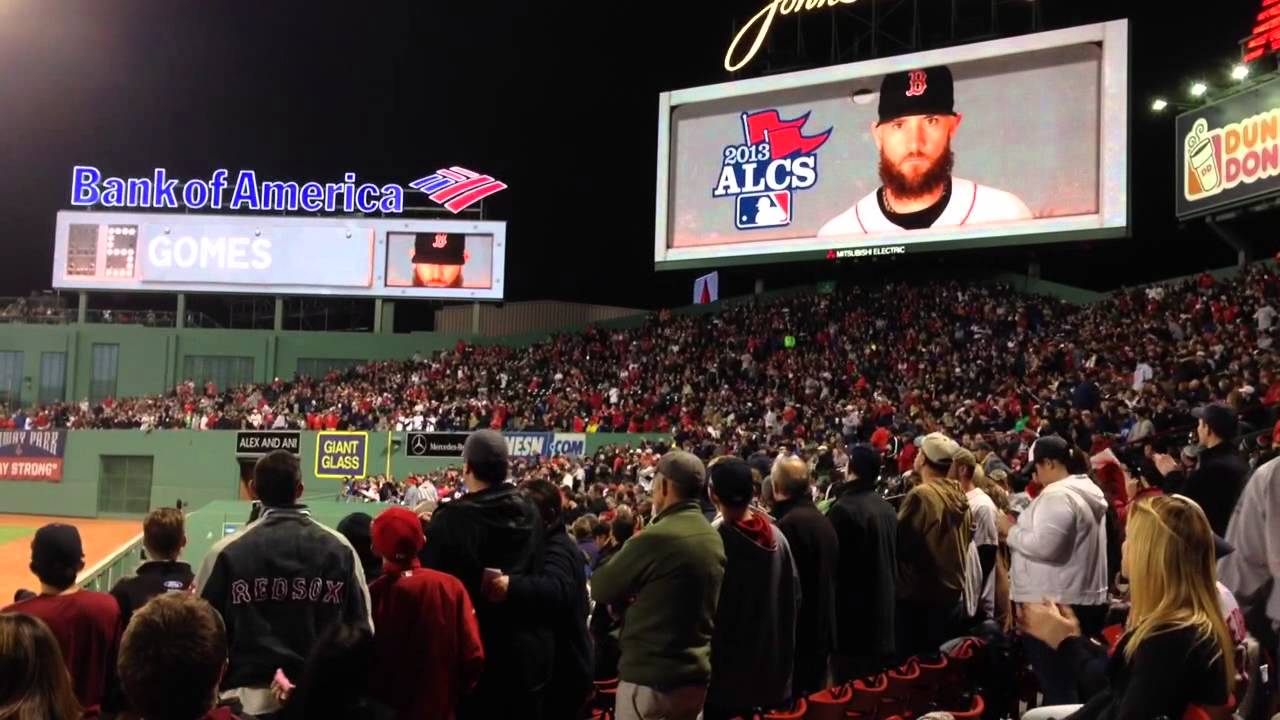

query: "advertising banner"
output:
655 21 1128 269
505 432 552 458
314 431 368 479
549 433 587 457
53 211 507 300
235 431 301 456
405 432 471 458
0 431 67 482
693 271 720 304
504 432 587 458
1176 77 1280 219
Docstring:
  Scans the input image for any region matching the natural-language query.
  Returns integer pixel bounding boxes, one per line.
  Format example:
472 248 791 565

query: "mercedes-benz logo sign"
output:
410 435 428 454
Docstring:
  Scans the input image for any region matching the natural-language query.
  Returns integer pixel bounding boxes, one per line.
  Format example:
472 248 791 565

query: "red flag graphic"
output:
742 110 832 160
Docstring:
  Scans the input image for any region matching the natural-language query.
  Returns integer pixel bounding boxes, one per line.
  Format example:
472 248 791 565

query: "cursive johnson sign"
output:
725 0 858 72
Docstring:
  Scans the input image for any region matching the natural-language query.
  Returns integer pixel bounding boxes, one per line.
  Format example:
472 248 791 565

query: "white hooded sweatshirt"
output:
1218 457 1280 629
1007 474 1110 605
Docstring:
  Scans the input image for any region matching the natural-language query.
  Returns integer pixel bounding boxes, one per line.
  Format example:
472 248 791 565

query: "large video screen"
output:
52 211 506 300
655 21 1128 269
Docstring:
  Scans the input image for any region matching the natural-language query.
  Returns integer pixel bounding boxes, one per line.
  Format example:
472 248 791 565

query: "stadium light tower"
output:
1190 81 1208 97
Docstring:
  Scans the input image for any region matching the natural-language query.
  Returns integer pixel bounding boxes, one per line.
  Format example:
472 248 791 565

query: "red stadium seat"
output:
805 682 852 720
1101 624 1125 651
843 672 888 719
910 654 949 714
878 658 919 719
763 697 808 719
590 677 619 720
945 693 984 720
1181 704 1233 720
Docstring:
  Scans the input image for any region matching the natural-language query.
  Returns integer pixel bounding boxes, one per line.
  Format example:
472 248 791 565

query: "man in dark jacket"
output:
196 450 372 718
1156 403 1250 536
485 479 593 720
422 430 552 719
771 456 839 696
827 444 898 681
705 457 800 720
590 507 637 680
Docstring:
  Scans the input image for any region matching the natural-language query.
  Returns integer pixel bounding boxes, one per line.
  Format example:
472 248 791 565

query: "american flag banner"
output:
407 166 508 213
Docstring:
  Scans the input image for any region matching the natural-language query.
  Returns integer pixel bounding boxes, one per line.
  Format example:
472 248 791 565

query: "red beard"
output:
879 147 955 201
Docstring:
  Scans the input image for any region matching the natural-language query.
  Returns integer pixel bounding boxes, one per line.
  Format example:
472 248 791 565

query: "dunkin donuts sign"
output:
1177 78 1280 219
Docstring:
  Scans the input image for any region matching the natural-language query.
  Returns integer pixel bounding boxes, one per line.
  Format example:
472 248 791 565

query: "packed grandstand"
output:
9 264 1279 449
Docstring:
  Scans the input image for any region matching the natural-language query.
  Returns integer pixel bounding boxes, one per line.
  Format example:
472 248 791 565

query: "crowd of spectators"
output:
3 265 1277 455
5 411 1277 720
2 262 1280 719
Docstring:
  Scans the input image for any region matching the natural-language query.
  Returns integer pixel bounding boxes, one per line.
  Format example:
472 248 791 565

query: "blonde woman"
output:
1020 495 1234 720
0 613 82 720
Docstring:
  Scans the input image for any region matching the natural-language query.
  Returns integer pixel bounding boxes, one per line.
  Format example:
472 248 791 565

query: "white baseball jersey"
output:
817 177 1033 237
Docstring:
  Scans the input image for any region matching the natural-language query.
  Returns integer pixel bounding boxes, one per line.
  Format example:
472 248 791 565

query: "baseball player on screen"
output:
818 65 1032 236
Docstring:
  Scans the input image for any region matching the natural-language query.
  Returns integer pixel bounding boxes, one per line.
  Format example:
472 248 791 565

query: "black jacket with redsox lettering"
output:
196 506 373 691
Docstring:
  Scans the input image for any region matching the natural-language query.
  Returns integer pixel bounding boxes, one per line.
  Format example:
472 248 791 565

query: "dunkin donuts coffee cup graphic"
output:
1185 118 1221 199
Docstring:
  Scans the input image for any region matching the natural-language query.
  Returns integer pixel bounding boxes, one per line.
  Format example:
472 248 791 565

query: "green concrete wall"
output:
0 431 670 519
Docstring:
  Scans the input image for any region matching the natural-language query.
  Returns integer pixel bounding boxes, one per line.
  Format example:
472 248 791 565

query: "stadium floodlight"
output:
1190 81 1208 97
1152 98 1169 112
1232 64 1249 81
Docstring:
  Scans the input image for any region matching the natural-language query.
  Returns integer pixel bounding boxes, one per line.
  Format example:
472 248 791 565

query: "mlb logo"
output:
735 191 792 230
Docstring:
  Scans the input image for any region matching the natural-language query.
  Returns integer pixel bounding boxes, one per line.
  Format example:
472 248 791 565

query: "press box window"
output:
0 351 22 406
296 358 362 379
39 352 67 405
90 344 119 403
182 356 254 392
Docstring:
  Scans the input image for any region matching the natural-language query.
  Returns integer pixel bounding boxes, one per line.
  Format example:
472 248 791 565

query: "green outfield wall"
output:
0 431 670 519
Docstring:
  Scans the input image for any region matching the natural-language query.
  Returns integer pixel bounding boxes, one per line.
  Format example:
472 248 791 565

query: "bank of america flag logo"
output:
407 167 507 213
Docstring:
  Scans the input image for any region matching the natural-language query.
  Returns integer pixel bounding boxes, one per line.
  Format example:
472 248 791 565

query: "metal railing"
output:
76 532 144 593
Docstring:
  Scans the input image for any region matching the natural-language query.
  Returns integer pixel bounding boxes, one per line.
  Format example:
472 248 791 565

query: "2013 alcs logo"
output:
711 109 831 230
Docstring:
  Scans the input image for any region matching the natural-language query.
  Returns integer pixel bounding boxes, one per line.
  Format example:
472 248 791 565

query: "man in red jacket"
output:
2 524 120 719
369 507 484 720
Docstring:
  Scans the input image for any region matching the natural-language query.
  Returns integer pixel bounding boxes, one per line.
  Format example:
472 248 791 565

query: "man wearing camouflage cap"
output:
896 433 973 658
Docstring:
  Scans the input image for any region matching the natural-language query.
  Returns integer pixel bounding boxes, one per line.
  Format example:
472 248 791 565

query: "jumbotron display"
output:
654 21 1129 269
52 211 506 300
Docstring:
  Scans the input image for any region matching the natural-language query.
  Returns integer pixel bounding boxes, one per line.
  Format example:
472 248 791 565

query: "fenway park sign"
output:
0 431 67 482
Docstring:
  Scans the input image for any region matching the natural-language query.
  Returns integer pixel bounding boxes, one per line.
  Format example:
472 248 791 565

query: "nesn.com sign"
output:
504 433 587 458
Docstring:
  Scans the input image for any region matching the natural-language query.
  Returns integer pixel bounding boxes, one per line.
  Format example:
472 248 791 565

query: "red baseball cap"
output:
371 507 424 571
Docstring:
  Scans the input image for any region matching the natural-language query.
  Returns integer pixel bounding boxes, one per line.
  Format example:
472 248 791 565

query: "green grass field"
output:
0 527 35 545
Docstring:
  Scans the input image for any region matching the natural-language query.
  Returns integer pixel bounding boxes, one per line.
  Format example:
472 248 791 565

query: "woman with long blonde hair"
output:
0 613 81 720
1020 494 1235 720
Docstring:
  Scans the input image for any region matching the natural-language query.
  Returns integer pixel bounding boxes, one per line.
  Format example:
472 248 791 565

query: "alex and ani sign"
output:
1177 78 1280 219
725 0 857 72
0 431 67 482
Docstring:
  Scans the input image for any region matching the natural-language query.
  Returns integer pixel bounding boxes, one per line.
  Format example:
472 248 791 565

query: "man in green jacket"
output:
591 450 727 720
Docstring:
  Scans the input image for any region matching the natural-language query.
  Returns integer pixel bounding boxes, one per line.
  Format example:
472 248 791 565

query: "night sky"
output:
0 1 1273 326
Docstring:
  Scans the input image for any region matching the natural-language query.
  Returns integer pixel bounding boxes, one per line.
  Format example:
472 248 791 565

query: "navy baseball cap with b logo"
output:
878 65 955 124
412 232 466 265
